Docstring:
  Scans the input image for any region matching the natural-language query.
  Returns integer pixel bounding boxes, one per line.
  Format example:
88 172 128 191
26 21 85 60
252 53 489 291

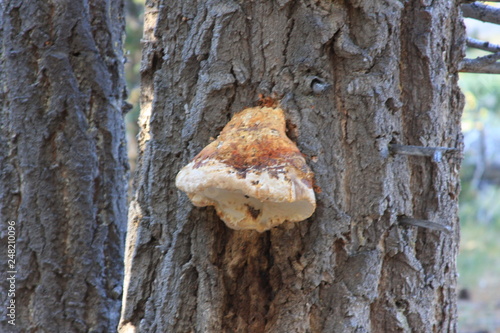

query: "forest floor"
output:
458 275 500 333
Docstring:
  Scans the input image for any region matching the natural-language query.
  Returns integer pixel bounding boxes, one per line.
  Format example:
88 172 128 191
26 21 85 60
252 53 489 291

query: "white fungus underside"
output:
193 187 314 231
176 159 316 231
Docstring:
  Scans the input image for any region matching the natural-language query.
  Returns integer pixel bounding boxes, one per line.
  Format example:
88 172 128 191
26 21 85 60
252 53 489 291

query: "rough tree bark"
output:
120 1 464 332
0 0 128 332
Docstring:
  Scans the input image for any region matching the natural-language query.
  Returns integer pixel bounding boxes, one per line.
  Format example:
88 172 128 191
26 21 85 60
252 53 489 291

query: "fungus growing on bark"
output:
175 106 316 232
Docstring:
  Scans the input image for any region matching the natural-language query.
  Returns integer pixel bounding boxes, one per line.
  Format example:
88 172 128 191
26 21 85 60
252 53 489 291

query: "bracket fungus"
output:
175 106 316 232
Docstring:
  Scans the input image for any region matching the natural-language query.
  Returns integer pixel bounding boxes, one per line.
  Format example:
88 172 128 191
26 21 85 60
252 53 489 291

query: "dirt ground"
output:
458 275 500 333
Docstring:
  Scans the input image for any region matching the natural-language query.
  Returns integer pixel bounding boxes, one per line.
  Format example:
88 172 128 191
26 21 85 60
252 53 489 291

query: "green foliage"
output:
459 214 500 286
457 73 500 290
460 73 500 131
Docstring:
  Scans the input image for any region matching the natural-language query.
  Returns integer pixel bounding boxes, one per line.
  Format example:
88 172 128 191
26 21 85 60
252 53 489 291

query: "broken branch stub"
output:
175 106 316 232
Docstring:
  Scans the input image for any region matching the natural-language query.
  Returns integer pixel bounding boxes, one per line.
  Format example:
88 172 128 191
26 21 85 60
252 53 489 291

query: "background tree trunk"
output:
120 1 464 332
0 0 128 331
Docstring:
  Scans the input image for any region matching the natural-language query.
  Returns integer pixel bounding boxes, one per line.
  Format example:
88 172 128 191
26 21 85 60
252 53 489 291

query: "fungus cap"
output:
175 106 316 232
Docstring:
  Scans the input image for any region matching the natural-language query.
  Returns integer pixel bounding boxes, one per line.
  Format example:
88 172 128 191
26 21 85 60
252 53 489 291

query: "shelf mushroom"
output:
175 106 316 232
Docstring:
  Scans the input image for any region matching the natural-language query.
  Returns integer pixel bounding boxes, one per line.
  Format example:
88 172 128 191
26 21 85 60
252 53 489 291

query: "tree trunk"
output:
120 1 464 332
0 1 128 332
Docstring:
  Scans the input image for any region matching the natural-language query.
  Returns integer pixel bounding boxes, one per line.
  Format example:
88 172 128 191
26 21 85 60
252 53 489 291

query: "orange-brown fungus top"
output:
193 107 314 186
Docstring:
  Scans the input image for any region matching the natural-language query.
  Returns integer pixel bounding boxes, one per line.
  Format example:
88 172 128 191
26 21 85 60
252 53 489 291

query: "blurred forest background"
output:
458 12 500 333
123 1 500 332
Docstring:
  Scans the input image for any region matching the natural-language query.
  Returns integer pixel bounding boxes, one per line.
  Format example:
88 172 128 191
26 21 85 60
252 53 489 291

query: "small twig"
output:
462 2 500 25
466 37 500 53
399 217 452 233
389 144 457 162
459 52 500 74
